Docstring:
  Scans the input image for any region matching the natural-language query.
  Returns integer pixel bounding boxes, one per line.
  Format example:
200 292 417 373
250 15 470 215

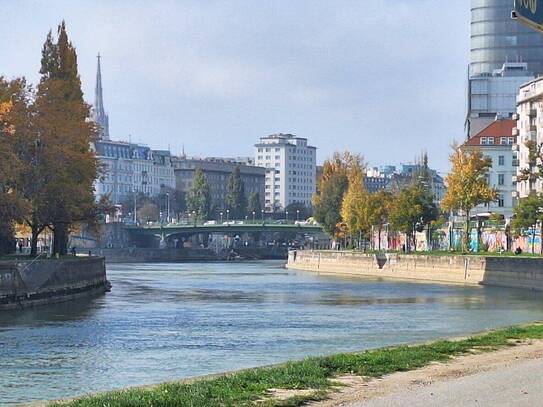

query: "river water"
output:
2 261 543 405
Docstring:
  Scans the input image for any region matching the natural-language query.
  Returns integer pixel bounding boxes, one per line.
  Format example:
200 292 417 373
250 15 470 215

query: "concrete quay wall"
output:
0 257 110 310
287 250 543 291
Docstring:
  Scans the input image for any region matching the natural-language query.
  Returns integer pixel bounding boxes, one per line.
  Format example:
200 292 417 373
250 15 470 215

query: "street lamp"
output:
252 211 256 223
261 209 264 221
133 188 137 224
192 210 196 226
166 192 170 223
296 209 300 222
220 212 223 223
226 209 230 222
286 211 289 223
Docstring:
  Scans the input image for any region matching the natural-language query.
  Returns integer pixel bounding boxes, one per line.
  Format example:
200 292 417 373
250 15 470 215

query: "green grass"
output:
49 323 543 407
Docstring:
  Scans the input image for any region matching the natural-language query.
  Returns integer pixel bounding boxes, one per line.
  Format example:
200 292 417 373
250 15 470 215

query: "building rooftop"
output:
463 119 516 147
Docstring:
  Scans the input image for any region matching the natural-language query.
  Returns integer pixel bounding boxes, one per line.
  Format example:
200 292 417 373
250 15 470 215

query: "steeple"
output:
92 53 110 140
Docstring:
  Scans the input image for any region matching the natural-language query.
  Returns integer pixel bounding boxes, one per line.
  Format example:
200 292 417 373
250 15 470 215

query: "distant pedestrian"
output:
18 240 23 253
71 246 76 256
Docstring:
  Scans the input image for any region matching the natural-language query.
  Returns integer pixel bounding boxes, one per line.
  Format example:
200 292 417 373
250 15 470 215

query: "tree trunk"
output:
378 227 382 251
464 209 471 253
30 225 40 256
52 223 69 256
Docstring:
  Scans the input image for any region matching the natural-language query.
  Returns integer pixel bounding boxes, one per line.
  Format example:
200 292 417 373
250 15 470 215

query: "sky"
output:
1 1 469 172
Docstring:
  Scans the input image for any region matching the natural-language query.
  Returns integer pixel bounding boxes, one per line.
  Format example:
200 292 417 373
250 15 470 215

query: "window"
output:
498 174 505 185
498 196 504 207
498 155 504 166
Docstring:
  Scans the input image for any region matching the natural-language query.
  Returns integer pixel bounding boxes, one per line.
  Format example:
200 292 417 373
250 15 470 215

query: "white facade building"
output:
254 134 316 212
516 77 543 198
462 119 517 218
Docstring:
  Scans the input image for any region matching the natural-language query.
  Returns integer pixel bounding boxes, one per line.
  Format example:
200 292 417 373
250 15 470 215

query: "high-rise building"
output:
466 0 543 137
92 53 110 140
254 134 316 212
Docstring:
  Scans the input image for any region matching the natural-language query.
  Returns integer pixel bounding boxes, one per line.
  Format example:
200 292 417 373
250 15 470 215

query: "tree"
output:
186 168 211 221
226 166 247 219
0 78 33 255
313 151 363 237
247 192 262 216
33 22 99 255
137 202 159 223
517 140 543 194
511 193 543 254
441 148 497 252
368 190 393 251
340 161 370 248
390 184 437 252
285 201 311 221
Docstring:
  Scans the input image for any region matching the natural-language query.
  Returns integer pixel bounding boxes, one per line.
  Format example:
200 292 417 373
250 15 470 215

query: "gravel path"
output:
311 340 543 407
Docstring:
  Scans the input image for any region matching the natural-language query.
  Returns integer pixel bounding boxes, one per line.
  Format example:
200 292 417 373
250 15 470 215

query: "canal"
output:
1 260 543 405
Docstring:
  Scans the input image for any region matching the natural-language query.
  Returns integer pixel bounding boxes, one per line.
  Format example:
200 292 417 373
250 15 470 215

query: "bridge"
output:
126 223 323 240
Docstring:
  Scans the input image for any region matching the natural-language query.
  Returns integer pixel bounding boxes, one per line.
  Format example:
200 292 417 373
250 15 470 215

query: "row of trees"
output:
313 148 499 253
186 167 262 221
0 22 104 256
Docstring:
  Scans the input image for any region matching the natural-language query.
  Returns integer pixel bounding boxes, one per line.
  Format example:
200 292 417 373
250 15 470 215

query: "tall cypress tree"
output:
226 166 247 220
34 21 98 255
186 169 211 222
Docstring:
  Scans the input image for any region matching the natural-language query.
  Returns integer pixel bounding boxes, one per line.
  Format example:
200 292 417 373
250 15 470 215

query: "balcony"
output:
512 127 519 136
512 143 519 151
529 109 537 117
512 190 519 198
512 113 519 121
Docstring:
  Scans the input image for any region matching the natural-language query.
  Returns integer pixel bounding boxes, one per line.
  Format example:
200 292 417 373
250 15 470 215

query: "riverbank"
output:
287 250 543 291
0 256 110 310
95 247 288 263
40 323 543 407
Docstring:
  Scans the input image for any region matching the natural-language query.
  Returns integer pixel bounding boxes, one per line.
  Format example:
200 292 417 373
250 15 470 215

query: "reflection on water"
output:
1 261 543 405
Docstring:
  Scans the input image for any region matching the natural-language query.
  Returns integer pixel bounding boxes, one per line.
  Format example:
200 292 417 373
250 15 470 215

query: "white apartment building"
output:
93 140 175 204
254 134 316 212
515 77 543 198
462 119 517 218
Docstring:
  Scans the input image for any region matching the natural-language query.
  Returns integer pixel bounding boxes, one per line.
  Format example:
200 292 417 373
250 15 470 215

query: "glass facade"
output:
470 0 543 76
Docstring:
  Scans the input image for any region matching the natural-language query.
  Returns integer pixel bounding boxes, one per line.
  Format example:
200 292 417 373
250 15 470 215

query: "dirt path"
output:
310 340 543 407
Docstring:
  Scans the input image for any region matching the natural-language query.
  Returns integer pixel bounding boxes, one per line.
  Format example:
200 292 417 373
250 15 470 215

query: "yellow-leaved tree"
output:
340 159 369 248
441 147 498 251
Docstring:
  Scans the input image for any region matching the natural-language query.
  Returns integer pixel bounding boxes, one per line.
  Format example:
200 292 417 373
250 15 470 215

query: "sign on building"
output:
514 0 543 33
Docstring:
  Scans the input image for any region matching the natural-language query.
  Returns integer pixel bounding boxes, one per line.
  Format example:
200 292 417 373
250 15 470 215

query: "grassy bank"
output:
51 323 543 407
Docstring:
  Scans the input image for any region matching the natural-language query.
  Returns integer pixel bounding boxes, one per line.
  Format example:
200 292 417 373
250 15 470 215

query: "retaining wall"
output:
0 257 110 310
287 250 543 291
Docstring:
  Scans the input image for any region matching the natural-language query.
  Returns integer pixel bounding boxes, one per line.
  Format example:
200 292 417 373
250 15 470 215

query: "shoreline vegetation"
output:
47 323 543 407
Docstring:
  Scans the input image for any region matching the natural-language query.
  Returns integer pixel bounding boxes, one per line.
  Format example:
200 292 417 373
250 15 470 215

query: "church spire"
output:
93 53 110 140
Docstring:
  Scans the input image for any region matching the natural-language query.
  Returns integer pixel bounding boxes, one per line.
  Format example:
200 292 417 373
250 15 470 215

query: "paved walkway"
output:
312 340 543 407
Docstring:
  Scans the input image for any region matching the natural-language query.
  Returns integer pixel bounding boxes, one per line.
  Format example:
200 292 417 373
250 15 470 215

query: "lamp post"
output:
286 211 289 223
226 209 230 222
296 209 300 222
261 209 264 221
166 192 170 223
220 212 223 223
252 211 256 223
192 210 196 226
133 188 137 224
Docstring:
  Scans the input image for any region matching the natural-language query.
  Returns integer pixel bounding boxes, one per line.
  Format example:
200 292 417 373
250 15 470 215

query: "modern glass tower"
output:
467 0 543 137
471 0 543 77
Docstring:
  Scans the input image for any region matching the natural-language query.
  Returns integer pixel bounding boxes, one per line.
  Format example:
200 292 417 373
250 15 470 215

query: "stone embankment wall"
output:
96 247 287 263
287 250 543 291
0 257 109 310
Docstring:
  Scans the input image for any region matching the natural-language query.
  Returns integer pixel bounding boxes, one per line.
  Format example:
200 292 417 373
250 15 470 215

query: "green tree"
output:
517 140 543 194
226 166 247 219
187 169 211 221
247 192 262 217
390 184 437 252
285 201 311 221
340 162 369 248
441 148 497 252
137 202 159 223
511 193 543 254
368 190 393 251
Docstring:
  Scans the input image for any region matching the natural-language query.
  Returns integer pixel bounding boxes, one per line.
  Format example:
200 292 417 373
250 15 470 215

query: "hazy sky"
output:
1 1 469 172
